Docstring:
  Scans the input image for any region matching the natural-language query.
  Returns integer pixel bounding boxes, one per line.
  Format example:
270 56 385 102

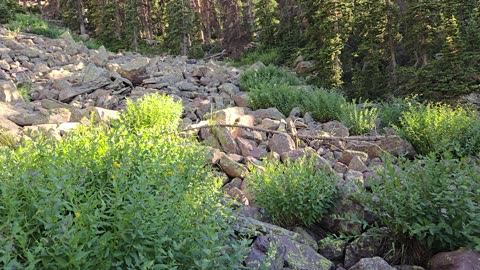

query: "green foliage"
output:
248 83 302 116
397 103 480 156
247 157 338 227
6 13 66 39
340 100 378 135
253 0 278 47
240 65 302 92
121 93 183 133
0 0 17 24
377 97 417 129
0 94 248 269
232 48 279 67
357 155 480 252
301 87 346 122
16 81 33 102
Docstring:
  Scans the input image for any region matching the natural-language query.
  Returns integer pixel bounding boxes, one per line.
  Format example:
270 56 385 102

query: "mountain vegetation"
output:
2 0 479 100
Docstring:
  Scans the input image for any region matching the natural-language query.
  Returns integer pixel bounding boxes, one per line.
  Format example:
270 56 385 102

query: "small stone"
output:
349 257 395 270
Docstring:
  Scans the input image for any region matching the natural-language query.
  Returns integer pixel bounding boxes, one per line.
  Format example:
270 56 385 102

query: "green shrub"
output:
378 97 418 129
248 83 302 116
0 94 247 269
340 99 378 135
232 48 279 67
0 0 15 24
121 93 183 133
357 154 480 252
301 87 346 122
247 158 338 227
240 65 302 92
397 103 480 156
6 13 65 39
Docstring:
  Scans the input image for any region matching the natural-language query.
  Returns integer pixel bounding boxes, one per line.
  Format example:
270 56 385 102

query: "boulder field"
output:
0 26 478 270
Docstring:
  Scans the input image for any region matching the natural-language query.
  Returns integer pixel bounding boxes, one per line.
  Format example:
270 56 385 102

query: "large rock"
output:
244 234 334 270
88 107 120 122
175 81 198 92
207 107 246 125
268 133 296 155
213 126 240 154
218 83 239 96
376 136 416 158
319 197 366 237
90 45 109 66
338 150 369 165
344 228 393 269
0 80 24 104
429 249 480 270
318 237 347 262
295 60 314 74
349 257 395 270
237 137 267 159
58 79 111 102
218 154 247 178
108 57 150 84
321 120 349 137
252 108 285 121
8 113 49 126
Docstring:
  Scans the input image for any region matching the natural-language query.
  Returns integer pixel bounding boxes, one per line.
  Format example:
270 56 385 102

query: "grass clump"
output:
7 13 66 39
340 99 378 135
0 94 248 269
247 157 338 227
357 154 480 253
301 87 346 122
396 103 480 156
232 48 280 67
240 65 302 92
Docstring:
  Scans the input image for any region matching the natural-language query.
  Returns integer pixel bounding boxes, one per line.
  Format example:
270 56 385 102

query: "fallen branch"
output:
181 123 395 142
203 50 226 61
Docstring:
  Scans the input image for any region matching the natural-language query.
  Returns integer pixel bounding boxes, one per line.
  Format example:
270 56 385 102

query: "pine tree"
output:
253 0 278 47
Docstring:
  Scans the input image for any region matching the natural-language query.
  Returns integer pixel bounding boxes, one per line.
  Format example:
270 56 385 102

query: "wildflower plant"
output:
0 94 248 269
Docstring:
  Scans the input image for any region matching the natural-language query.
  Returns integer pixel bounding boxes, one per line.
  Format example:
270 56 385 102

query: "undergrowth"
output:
0 93 248 269
357 154 480 253
247 157 338 227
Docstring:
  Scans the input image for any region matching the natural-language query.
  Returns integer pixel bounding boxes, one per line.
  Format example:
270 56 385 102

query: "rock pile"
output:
0 26 476 270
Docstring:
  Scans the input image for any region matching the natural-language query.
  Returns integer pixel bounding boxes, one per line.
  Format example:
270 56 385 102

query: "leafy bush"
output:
357 154 480 252
340 100 378 135
232 48 279 67
240 65 302 92
0 0 16 24
6 13 66 39
378 97 418 129
0 94 247 269
301 87 346 122
247 158 338 227
397 103 480 156
121 93 183 133
248 83 302 116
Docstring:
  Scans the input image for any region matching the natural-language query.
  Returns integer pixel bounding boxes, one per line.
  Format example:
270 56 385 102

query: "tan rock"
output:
268 133 296 155
218 154 248 178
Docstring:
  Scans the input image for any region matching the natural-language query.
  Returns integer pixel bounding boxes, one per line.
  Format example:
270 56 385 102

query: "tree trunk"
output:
77 0 86 35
